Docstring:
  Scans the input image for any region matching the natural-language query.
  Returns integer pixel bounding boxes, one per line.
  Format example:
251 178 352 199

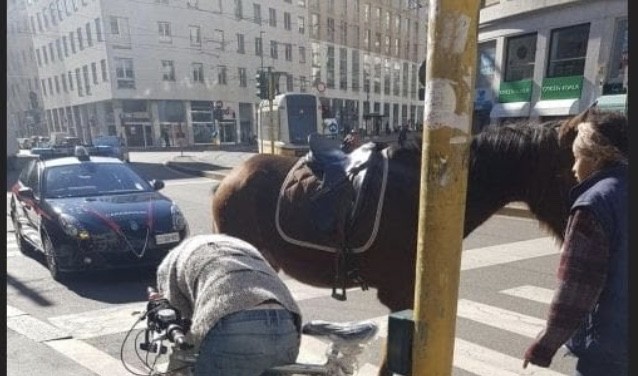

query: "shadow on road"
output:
127 161 206 182
6 272 54 307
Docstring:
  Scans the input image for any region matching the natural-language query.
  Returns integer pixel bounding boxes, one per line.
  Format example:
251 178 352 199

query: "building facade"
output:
474 0 628 131
7 0 45 139
13 0 427 147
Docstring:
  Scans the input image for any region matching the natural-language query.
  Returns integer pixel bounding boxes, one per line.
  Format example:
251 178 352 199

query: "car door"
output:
24 162 45 248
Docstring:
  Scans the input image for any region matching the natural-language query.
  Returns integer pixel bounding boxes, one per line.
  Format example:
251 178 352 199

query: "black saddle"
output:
302 320 378 345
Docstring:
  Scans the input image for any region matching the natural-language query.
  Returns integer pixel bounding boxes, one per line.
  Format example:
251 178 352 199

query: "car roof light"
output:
75 146 91 161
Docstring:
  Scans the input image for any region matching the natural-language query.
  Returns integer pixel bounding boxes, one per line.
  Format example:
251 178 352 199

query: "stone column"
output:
150 101 161 147
185 100 194 145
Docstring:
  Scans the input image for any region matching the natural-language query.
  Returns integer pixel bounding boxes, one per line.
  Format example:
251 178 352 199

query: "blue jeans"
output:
194 309 300 376
574 356 628 376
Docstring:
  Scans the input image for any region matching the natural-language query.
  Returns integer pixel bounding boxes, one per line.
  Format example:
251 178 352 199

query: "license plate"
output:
155 232 180 245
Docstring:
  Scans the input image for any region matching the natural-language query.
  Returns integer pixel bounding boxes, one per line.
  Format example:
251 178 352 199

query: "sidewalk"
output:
163 141 532 219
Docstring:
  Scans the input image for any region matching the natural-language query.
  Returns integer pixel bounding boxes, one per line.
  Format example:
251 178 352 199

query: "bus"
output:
257 93 322 156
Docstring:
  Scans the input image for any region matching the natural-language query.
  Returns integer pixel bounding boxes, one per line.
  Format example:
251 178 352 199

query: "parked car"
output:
9 149 189 281
93 135 130 162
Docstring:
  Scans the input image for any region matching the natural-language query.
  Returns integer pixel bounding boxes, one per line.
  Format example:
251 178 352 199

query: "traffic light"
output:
255 71 269 100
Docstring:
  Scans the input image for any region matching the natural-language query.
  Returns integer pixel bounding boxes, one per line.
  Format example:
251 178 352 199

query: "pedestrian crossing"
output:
7 236 571 376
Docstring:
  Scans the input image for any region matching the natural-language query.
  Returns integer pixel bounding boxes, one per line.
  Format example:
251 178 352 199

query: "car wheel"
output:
43 234 69 282
11 213 33 255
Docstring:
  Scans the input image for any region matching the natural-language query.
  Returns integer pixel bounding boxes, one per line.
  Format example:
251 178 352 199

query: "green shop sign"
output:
498 79 532 103
540 76 583 100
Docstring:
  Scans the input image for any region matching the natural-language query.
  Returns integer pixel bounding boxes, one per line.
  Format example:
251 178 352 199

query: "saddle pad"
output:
275 149 389 254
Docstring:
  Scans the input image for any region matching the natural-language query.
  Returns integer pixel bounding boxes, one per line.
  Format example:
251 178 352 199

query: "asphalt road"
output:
6 151 576 376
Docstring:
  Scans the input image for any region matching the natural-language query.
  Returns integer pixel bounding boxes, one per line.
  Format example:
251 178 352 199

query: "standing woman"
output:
523 110 628 375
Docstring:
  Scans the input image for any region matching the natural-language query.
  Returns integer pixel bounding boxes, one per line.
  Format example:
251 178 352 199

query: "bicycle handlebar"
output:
141 286 193 351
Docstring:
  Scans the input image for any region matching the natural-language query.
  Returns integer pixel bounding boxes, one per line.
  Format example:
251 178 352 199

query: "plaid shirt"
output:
524 208 610 366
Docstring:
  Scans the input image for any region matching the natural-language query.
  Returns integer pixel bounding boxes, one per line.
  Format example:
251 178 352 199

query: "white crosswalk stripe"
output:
12 236 568 375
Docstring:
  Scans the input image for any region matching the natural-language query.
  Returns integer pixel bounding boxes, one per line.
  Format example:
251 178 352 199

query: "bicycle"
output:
121 287 379 376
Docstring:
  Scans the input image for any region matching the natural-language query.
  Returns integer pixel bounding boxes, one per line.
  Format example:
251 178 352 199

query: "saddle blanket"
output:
275 149 389 254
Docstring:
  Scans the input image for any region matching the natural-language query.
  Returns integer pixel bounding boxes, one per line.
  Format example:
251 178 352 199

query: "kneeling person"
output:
157 234 302 376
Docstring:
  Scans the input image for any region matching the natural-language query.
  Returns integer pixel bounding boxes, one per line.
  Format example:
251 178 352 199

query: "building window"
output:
310 13 319 38
192 63 204 83
100 59 108 81
339 48 347 90
76 68 83 96
158 22 172 43
86 23 93 47
299 46 306 63
37 12 43 32
300 76 307 92
237 33 245 54
61 74 68 92
547 23 590 78
286 74 293 91
327 17 335 42
190 25 201 46
255 37 263 56
56 39 63 60
384 58 391 95
110 16 120 34
604 18 628 95
352 50 360 92
62 36 69 57
373 57 381 94
83 65 91 94
68 71 74 90
162 60 175 81
77 27 84 50
217 65 227 85
115 58 135 88
340 20 348 45
238 67 247 87
95 18 103 42
55 76 60 94
269 8 277 27
91 62 98 84
214 29 225 51
327 46 335 88
298 16 305 34
49 43 55 62
36 49 42 66
70 31 76 53
253 3 261 24
42 79 47 96
42 46 48 64
284 43 292 61
284 12 291 30
270 41 278 59
234 0 243 19
504 33 537 82
477 41 496 89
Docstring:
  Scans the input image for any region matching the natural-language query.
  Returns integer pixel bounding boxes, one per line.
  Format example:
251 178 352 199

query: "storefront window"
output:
504 33 536 82
477 41 496 88
191 101 215 144
604 18 628 95
547 23 590 78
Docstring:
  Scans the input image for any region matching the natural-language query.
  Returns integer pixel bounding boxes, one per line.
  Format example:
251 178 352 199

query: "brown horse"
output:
211 118 578 373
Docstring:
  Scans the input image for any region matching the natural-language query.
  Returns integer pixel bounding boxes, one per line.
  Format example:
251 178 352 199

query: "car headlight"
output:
171 204 187 231
59 213 84 237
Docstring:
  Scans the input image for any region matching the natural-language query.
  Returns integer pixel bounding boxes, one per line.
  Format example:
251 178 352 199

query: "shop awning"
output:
489 102 530 118
531 99 580 116
596 94 627 113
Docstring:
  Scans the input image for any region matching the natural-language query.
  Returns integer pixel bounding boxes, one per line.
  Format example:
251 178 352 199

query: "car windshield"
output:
93 136 122 147
44 163 152 198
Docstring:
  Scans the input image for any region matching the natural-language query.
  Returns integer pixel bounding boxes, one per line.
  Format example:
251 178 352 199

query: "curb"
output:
497 205 534 219
164 161 230 180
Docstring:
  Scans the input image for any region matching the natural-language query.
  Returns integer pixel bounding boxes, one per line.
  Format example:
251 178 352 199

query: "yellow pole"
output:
411 1 480 375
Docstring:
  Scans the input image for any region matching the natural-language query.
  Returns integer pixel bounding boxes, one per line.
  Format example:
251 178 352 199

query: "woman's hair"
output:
572 110 628 166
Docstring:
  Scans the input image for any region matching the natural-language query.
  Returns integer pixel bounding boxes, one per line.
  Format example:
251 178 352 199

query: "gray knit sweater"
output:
156 234 302 346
